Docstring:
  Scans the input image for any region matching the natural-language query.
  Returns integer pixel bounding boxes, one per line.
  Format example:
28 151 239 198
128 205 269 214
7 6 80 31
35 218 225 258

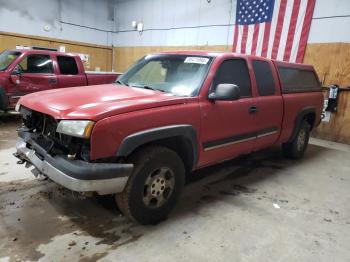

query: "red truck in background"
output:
0 48 120 111
14 51 323 224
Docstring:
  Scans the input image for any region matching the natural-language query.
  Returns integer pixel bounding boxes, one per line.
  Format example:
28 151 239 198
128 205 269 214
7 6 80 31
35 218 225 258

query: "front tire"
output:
282 120 310 159
115 146 185 225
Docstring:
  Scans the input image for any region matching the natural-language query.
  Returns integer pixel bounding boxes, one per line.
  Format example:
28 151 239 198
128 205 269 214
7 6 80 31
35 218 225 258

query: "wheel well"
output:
126 136 195 175
304 112 316 129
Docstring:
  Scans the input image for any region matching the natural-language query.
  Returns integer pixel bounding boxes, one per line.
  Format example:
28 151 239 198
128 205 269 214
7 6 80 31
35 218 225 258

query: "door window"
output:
213 59 252 97
57 56 79 75
252 60 276 96
18 54 53 74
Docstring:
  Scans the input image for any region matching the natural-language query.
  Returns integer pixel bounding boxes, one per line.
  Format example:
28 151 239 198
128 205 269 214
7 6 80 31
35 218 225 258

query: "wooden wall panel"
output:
304 43 350 144
115 43 350 144
114 45 230 72
0 32 113 71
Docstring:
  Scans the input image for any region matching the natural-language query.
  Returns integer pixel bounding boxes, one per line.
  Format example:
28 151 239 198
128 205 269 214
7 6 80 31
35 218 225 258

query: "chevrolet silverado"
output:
14 51 323 224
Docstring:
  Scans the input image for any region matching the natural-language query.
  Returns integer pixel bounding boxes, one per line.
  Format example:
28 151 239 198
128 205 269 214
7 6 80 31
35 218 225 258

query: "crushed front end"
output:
14 105 133 195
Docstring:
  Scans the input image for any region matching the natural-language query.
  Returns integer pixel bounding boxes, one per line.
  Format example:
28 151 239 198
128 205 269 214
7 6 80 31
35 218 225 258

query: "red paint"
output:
0 49 119 110
18 51 323 168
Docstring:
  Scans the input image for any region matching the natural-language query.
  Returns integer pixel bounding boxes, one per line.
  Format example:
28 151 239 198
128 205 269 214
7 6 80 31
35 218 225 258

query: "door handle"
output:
249 105 258 114
48 78 57 84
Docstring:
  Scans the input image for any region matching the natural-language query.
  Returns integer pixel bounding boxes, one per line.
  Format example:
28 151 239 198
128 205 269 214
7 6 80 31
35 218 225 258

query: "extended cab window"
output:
278 67 320 93
213 59 251 97
19 54 53 74
252 60 276 96
57 56 79 75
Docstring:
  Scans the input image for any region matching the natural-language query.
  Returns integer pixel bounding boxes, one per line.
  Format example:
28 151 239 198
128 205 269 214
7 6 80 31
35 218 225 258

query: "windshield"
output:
118 55 212 96
0 50 21 71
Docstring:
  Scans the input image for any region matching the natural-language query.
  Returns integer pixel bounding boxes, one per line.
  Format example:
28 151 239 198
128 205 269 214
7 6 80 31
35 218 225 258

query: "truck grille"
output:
21 106 57 137
19 106 90 161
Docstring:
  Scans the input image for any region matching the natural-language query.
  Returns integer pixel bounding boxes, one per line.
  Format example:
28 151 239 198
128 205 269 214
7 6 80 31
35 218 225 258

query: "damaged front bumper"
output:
15 130 133 195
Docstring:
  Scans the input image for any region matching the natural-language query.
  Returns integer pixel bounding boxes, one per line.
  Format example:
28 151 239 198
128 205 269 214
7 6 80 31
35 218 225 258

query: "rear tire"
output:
115 146 185 225
282 120 310 159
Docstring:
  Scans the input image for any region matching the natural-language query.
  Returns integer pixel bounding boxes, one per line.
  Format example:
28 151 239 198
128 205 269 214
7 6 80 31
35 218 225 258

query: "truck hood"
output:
18 84 192 121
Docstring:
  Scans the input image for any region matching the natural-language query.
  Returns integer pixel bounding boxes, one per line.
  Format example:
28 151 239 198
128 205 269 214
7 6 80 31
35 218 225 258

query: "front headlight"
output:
56 120 95 138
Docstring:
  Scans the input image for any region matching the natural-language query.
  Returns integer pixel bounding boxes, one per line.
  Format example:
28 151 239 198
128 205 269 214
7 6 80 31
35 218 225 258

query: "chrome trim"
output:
204 129 278 151
256 130 278 138
204 136 255 151
16 137 128 195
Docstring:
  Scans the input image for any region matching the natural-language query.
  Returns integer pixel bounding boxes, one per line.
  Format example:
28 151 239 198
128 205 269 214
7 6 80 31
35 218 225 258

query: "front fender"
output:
117 124 199 169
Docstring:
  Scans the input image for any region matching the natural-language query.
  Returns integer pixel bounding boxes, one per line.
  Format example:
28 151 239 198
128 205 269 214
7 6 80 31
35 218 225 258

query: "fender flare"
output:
287 106 316 143
0 87 9 111
116 124 199 169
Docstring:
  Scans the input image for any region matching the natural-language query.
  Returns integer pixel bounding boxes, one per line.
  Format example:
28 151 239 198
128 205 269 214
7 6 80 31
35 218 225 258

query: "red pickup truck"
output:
14 51 323 224
0 49 119 111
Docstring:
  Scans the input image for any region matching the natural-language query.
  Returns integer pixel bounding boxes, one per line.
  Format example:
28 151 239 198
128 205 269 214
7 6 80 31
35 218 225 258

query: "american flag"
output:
232 0 316 63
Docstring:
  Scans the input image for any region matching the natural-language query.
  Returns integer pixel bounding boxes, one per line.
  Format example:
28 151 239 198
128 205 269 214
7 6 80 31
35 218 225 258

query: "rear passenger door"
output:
55 56 87 88
251 59 283 151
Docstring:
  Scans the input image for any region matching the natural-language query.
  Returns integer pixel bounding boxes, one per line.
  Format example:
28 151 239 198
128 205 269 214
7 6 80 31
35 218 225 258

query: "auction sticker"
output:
184 57 209 64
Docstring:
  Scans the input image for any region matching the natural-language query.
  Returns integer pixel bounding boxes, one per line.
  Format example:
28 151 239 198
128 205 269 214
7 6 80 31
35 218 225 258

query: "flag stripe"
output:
232 25 239 52
277 0 296 60
256 22 265 56
283 0 301 61
296 0 316 63
271 0 288 59
267 0 281 58
246 25 255 55
290 0 308 62
251 24 260 55
261 22 271 57
241 25 249 54
236 25 244 53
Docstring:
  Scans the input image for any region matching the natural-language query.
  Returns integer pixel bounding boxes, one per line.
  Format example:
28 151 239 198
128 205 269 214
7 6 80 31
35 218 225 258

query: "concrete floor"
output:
0 115 350 262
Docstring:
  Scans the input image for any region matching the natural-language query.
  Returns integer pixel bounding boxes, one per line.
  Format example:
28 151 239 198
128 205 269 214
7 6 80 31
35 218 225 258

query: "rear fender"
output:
287 106 316 143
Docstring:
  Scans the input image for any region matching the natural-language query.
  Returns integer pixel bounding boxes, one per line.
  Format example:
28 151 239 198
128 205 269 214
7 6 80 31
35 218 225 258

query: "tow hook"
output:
13 152 25 164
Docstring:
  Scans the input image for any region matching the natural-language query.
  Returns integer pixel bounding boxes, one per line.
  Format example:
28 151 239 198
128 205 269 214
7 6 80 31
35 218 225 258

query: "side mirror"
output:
208 84 240 101
11 66 22 76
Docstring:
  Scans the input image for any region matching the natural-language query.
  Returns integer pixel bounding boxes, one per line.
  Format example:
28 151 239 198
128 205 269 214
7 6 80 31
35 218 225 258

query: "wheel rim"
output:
142 167 175 208
297 129 306 151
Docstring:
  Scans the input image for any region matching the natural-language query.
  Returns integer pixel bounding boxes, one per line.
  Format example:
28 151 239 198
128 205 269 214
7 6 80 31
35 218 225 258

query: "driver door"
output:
199 58 256 167
15 53 57 93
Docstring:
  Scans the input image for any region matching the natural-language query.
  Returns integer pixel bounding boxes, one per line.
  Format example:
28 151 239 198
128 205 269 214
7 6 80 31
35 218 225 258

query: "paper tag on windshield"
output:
184 57 209 65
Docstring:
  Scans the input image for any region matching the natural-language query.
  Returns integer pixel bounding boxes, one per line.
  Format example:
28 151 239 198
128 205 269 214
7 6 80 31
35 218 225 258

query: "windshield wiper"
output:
116 80 128 86
131 84 166 93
